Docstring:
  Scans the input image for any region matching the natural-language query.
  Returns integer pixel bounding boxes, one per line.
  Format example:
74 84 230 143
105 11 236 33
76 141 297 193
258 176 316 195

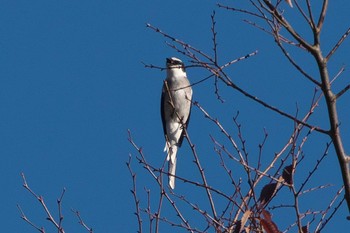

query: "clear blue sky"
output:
1 1 349 232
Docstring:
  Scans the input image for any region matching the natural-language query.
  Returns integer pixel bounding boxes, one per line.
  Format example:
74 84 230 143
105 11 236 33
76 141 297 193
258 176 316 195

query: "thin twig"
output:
17 204 45 233
146 23 214 63
336 84 350 99
217 71 327 134
127 130 195 232
183 126 219 223
326 27 350 61
20 173 65 233
315 186 345 232
126 156 142 233
72 210 94 233
273 33 321 86
57 188 66 232
316 0 329 31
297 142 331 195
211 11 218 65
293 0 312 28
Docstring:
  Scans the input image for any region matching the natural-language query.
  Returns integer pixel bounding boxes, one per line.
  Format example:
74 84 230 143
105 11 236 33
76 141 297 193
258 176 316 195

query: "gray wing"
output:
160 85 167 138
177 96 192 147
161 81 192 147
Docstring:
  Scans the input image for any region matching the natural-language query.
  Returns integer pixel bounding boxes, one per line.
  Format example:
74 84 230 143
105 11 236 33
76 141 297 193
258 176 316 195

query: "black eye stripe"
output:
168 60 182 65
166 58 184 67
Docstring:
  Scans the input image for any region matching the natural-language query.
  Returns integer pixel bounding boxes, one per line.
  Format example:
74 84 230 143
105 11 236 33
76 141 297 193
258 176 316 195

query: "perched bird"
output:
161 57 192 189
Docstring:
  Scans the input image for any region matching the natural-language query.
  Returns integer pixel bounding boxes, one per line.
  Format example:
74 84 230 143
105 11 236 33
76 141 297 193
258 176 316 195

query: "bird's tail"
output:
164 144 178 189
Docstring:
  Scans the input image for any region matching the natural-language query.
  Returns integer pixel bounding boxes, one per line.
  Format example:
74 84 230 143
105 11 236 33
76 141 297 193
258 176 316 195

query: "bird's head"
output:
166 57 185 72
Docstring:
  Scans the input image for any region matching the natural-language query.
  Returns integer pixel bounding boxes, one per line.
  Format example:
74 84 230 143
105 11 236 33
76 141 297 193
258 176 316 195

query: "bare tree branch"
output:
130 2 350 232
326 27 350 61
127 156 143 233
72 210 94 233
317 0 329 30
17 204 46 233
19 173 66 233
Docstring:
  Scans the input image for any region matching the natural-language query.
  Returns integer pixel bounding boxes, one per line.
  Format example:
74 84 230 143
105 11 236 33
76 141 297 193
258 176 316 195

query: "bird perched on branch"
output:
161 57 192 189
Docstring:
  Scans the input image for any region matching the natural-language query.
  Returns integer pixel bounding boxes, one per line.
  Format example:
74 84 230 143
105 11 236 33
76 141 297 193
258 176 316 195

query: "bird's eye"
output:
166 58 183 67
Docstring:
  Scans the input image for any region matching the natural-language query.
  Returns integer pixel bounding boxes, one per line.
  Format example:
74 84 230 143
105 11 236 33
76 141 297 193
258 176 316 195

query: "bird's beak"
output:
166 58 171 64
